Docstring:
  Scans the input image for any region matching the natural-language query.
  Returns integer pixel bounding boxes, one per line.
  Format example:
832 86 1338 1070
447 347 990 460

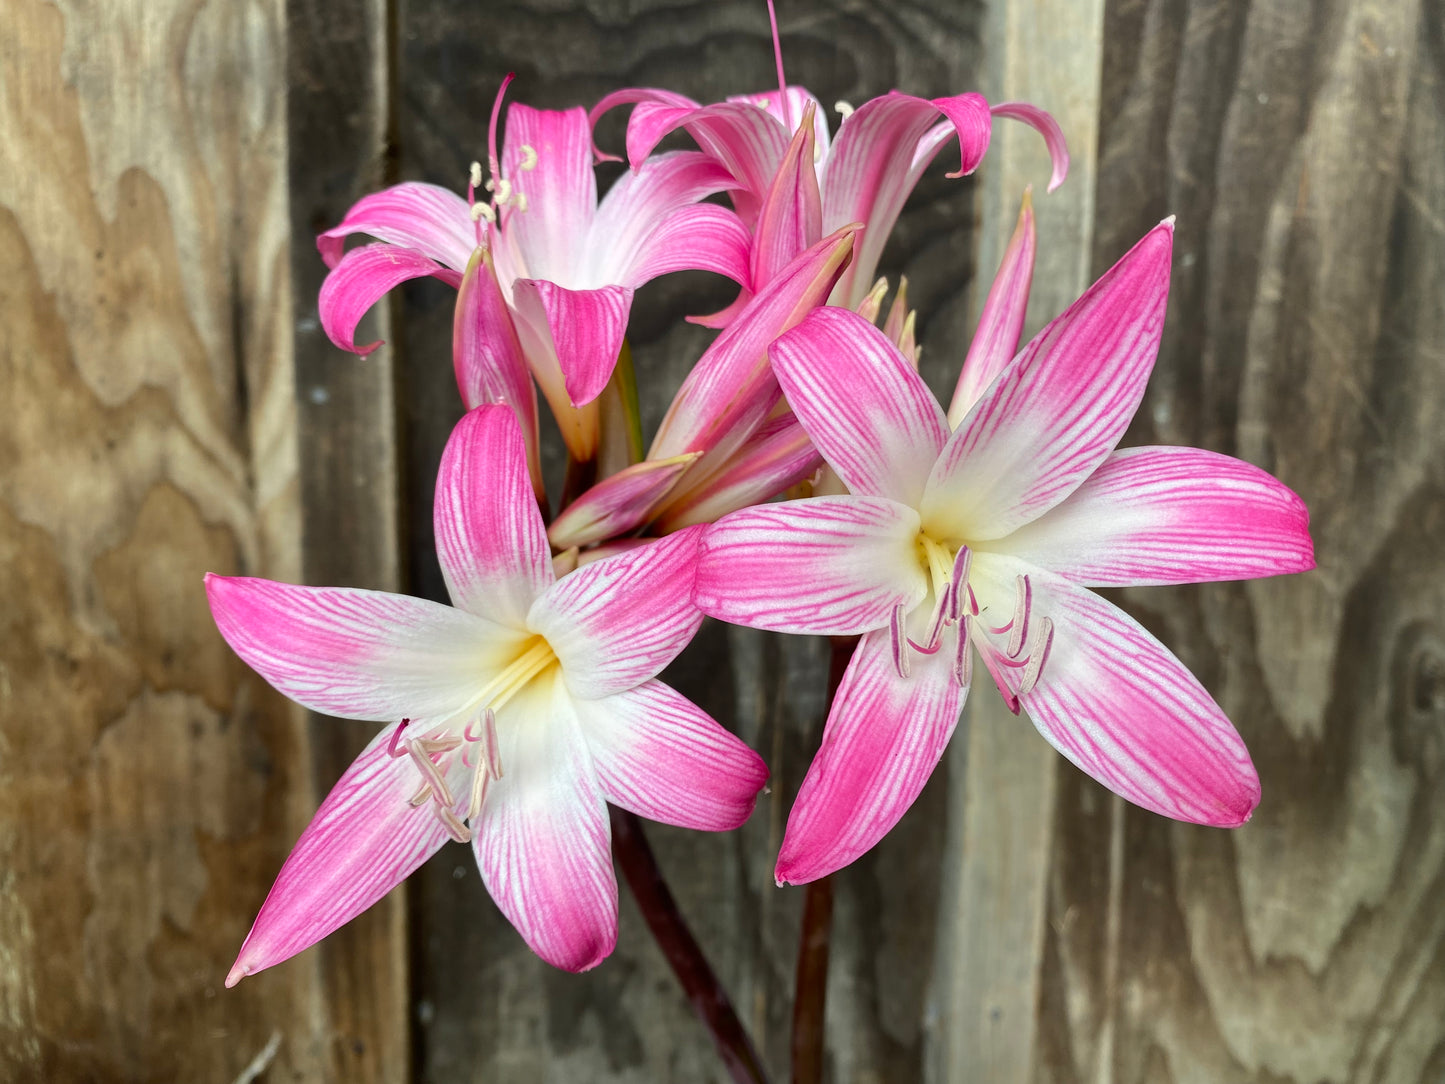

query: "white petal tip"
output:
1160 214 1177 230
224 963 251 988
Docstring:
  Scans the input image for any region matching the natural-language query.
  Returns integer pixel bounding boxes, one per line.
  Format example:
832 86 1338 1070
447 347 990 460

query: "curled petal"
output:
588 87 701 166
317 181 475 271
510 280 634 408
546 454 700 550
990 446 1315 586
990 101 1070 193
576 680 768 831
694 496 926 637
318 243 462 356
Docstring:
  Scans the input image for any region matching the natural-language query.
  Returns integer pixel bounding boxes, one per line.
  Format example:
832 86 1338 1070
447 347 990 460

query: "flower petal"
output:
588 87 702 167
749 101 823 289
922 221 1174 541
497 104 597 282
510 279 634 408
990 101 1070 194
433 405 553 625
623 203 753 290
318 243 462 356
987 446 1315 586
694 496 926 636
770 306 949 506
530 526 707 699
948 190 1036 426
546 454 700 550
317 181 476 271
474 673 617 971
575 680 768 830
206 573 509 721
776 627 966 884
969 553 1260 826
227 725 458 986
453 249 542 496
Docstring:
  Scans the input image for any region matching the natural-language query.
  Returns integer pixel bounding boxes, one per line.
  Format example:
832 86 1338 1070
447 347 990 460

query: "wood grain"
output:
1035 0 1445 1081
0 0 327 1078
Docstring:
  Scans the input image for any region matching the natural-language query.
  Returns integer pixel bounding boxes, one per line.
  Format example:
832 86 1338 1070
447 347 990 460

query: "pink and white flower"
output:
209 405 767 976
694 219 1314 885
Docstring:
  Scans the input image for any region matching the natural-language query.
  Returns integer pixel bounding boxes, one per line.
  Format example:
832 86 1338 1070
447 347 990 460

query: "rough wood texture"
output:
0 0 329 1078
387 2 983 1081
1035 1 1445 1081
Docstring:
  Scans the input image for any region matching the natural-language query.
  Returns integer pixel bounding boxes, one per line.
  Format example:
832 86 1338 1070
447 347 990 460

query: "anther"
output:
519 144 538 171
469 161 483 188
954 615 974 688
408 782 433 807
436 806 472 844
947 546 972 622
1006 575 1032 658
890 604 910 679
406 739 454 809
471 202 496 224
494 177 513 204
513 192 528 213
466 762 490 823
483 709 503 779
834 100 855 120
1016 618 1054 697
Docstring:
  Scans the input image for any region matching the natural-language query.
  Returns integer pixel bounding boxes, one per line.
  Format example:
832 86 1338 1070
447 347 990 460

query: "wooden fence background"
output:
2 0 1443 1080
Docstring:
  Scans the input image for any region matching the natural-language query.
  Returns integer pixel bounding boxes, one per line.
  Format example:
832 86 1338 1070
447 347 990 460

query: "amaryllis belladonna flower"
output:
694 214 1314 884
208 406 767 975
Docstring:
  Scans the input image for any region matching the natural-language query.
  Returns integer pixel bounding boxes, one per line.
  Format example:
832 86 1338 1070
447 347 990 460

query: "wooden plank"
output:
285 0 413 1079
929 1 1106 1080
0 0 327 1077
1035 0 1445 1081
388 1 984 1079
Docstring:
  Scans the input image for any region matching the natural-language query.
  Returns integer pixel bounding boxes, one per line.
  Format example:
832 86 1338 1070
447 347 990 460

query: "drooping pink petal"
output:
453 249 542 496
749 101 823 289
622 203 753 290
987 446 1315 586
922 221 1174 542
318 243 463 356
650 226 856 460
530 526 707 700
969 553 1260 826
990 101 1070 194
433 405 553 626
652 411 821 532
546 454 700 550
949 190 1036 426
775 627 967 884
822 91 991 305
497 104 597 282
694 496 926 636
206 573 513 721
771 306 949 506
473 674 617 971
575 680 768 831
588 87 701 166
316 181 476 271
510 279 634 408
227 725 460 986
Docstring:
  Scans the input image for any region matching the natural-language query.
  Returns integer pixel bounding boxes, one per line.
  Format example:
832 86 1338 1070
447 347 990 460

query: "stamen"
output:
483 709 503 779
471 202 496 224
834 100 854 120
466 763 490 823
1016 617 1054 697
519 144 538 171
408 782 433 807
494 177 513 205
387 718 411 758
946 546 972 622
435 805 472 843
416 736 462 755
765 0 792 130
1006 575 1032 658
954 615 974 688
890 604 910 679
513 192 528 213
405 738 454 809
468 639 555 717
469 161 483 189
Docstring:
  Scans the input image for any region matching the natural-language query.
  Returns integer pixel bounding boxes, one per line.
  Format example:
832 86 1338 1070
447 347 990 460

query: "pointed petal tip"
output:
224 961 251 989
1161 214 1177 230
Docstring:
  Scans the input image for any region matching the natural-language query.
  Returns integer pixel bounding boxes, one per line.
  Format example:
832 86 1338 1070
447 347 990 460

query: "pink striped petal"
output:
497 104 597 282
546 454 699 550
990 102 1070 194
776 627 966 884
227 725 458 985
510 279 633 408
317 181 475 271
771 307 949 506
653 412 821 532
694 496 926 636
473 674 617 971
318 243 463 356
990 446 1315 586
970 554 1259 826
624 203 753 290
576 680 768 830
206 573 511 721
650 226 856 460
823 91 991 305
588 87 702 167
749 102 823 289
530 527 707 699
453 249 541 495
949 191 1036 426
922 222 1174 542
433 405 553 625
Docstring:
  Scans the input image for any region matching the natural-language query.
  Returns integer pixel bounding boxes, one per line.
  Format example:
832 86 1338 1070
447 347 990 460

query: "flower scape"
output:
207 9 1314 999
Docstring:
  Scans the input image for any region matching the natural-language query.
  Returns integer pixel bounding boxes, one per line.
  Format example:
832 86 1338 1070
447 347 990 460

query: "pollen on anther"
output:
494 177 513 204
834 100 855 119
471 202 496 223
519 144 538 171
513 192 529 213
469 161 483 188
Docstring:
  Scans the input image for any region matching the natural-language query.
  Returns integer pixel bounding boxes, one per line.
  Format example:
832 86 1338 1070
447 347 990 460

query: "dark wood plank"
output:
1035 0 1445 1080
388 2 984 1079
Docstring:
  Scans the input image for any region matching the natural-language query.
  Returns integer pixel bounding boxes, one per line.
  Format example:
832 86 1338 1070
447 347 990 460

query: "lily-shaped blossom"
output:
694 219 1314 884
208 406 767 975
319 81 751 458
590 81 1067 310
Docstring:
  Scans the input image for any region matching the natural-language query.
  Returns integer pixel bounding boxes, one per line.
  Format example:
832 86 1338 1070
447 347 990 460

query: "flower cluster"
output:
209 44 1313 982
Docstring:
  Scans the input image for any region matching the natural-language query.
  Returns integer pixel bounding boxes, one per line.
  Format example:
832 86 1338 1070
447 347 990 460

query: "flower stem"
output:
789 635 855 1084
610 806 772 1084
